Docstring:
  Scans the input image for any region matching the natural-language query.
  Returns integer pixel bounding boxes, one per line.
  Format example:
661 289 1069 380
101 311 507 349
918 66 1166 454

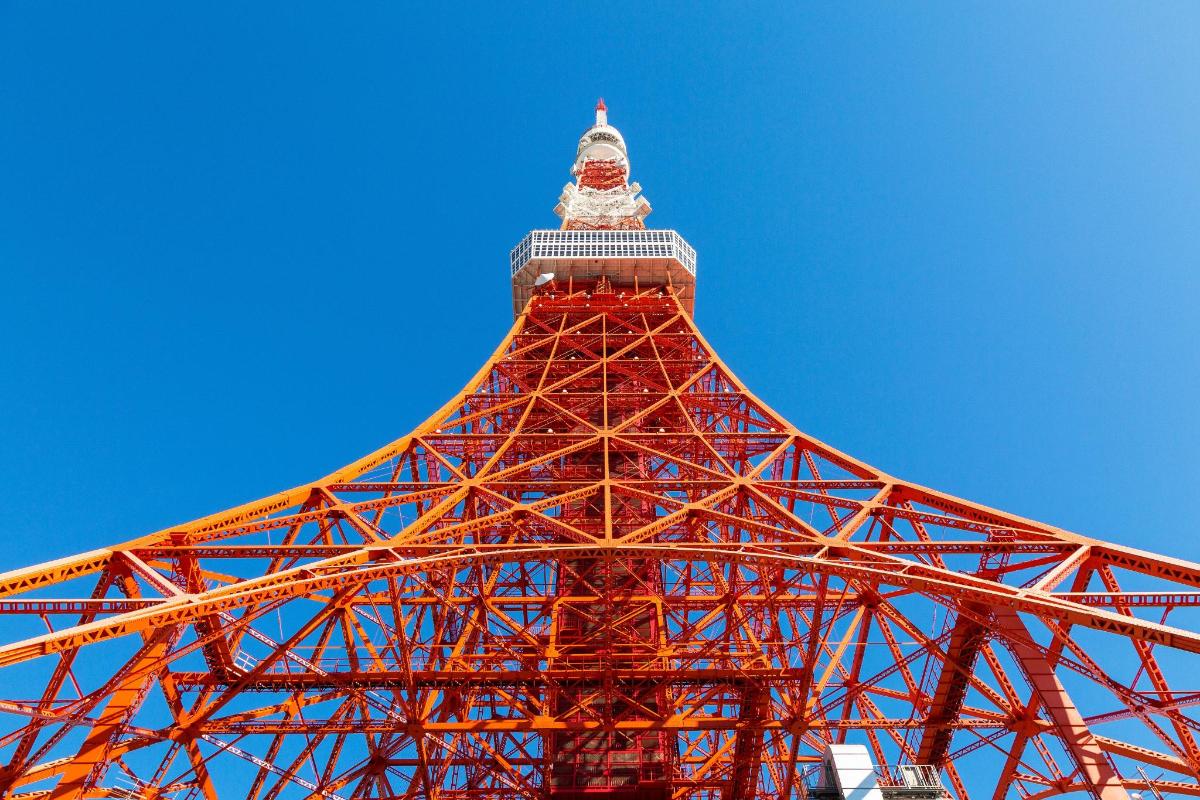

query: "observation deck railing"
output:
801 764 948 800
510 229 696 278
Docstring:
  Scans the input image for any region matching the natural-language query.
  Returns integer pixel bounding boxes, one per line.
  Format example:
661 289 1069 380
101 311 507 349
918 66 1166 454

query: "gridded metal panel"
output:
511 229 697 277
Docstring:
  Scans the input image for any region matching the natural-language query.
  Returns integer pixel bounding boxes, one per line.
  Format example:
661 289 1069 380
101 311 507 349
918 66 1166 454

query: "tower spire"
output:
511 100 695 316
554 100 650 228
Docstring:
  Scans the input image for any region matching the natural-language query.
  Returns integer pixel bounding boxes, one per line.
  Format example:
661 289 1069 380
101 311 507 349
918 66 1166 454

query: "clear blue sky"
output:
1 2 1197 573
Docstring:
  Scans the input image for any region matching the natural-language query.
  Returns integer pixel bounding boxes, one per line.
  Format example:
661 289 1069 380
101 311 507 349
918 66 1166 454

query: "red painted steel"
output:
576 159 627 191
0 107 1198 800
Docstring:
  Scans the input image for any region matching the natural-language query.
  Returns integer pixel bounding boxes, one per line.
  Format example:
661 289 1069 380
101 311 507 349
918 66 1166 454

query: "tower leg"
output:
993 608 1129 800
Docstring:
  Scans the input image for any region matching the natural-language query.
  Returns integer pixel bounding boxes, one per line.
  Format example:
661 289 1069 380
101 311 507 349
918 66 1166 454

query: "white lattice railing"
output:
510 229 697 278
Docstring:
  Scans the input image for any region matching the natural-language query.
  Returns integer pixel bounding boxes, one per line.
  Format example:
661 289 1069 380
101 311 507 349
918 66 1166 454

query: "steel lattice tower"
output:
1 101 1199 800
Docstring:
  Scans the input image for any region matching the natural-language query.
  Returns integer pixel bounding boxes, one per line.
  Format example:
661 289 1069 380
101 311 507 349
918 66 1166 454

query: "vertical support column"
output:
546 300 670 800
916 603 989 765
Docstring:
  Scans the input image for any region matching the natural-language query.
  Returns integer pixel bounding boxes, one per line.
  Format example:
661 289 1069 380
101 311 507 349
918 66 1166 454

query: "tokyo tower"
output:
3 99 1200 800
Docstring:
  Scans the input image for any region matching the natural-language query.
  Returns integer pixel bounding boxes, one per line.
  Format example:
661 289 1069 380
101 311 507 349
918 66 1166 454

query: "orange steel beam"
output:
1 283 1196 800
7 539 1200 668
993 608 1129 799
45 625 177 800
915 606 991 766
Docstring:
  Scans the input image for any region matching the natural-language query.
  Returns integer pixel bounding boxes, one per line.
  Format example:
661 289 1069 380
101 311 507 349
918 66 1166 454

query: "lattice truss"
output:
557 160 649 231
576 161 626 191
2 282 1200 800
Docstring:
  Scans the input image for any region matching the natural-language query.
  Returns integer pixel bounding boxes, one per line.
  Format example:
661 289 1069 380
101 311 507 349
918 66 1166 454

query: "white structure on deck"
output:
823 745 885 800
510 101 697 316
552 98 652 226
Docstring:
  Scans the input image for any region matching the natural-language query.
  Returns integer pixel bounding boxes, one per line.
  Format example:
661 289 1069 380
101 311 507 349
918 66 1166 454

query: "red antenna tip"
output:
595 97 607 112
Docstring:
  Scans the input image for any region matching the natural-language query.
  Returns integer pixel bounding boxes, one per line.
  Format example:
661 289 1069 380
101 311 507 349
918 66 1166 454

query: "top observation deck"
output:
510 100 697 317
510 228 696 317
